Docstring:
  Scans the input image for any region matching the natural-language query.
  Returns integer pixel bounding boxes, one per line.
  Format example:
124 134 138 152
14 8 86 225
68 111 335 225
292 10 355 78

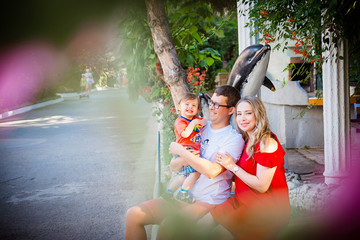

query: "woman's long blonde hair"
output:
235 96 271 160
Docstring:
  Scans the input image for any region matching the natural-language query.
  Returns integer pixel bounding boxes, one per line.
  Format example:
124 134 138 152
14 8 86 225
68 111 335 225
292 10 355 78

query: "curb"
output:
56 88 101 101
0 98 64 120
0 87 117 120
56 92 81 100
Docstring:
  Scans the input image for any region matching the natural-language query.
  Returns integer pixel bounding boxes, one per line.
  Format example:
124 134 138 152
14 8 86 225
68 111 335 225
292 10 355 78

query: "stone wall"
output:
260 81 324 148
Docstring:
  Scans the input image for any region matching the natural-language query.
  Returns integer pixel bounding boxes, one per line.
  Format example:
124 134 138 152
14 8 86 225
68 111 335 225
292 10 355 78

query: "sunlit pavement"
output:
0 88 157 240
286 120 360 183
1 88 359 239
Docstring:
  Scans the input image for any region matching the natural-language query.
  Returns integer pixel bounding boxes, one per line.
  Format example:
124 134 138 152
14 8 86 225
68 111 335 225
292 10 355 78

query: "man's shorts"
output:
140 198 181 224
140 198 215 224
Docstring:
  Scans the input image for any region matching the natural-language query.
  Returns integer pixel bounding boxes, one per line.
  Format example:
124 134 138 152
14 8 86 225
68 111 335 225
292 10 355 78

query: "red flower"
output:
264 34 275 45
260 9 269 17
139 89 142 95
193 81 200 86
145 87 151 93
293 49 300 54
163 100 169 105
293 37 304 47
155 62 160 67
292 38 303 46
195 72 200 76
171 107 175 114
293 48 307 56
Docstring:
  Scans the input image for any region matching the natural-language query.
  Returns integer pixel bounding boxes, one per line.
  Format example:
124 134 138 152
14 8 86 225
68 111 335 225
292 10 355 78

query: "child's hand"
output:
191 118 202 126
199 118 207 127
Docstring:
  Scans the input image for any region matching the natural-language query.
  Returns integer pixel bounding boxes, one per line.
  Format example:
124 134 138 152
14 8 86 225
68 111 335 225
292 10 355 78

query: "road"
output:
0 88 157 240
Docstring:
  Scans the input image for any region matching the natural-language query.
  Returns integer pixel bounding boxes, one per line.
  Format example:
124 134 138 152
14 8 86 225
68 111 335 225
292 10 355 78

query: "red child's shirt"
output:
174 116 202 151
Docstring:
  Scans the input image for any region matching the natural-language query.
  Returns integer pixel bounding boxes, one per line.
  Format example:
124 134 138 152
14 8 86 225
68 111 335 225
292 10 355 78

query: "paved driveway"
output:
0 88 157 239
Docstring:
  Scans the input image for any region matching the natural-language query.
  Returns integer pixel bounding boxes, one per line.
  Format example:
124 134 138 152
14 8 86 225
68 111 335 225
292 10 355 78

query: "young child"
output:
162 92 207 204
83 68 94 97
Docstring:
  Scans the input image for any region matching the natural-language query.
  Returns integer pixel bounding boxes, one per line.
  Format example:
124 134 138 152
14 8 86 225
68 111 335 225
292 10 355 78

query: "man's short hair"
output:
214 85 240 107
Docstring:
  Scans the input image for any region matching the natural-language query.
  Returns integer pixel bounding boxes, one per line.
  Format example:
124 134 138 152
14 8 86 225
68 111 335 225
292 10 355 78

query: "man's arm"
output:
169 142 226 179
170 129 244 179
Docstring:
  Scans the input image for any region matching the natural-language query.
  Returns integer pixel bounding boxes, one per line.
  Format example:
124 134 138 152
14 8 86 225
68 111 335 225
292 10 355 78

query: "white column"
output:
237 2 257 54
322 36 351 185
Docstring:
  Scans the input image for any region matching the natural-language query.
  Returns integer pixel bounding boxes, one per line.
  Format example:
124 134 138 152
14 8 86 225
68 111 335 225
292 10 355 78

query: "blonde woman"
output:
205 96 290 240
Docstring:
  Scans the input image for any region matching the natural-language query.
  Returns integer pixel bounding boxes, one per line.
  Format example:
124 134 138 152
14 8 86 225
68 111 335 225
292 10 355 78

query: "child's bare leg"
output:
167 174 186 192
161 174 186 201
181 172 200 191
175 172 200 204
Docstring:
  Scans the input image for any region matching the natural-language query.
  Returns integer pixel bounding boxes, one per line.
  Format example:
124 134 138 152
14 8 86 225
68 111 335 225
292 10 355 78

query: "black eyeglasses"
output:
208 99 233 109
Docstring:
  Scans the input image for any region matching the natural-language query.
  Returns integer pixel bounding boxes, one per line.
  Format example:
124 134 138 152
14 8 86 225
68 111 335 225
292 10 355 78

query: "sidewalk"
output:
0 98 64 120
286 148 325 183
0 88 102 120
286 119 360 184
286 120 360 214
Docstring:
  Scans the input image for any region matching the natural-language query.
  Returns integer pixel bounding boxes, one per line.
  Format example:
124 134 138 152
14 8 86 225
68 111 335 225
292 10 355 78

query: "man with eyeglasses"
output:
125 85 245 240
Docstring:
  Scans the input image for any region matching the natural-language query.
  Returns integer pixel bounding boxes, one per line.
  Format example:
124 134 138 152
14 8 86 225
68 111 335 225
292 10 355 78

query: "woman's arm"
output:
169 142 226 179
215 137 278 193
238 163 276 193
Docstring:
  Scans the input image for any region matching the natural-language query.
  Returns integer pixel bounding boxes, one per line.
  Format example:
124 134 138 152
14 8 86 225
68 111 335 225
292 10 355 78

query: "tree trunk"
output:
145 0 189 108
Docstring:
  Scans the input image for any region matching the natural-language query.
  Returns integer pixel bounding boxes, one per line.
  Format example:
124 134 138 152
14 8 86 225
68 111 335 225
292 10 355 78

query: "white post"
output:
322 35 351 185
237 2 257 54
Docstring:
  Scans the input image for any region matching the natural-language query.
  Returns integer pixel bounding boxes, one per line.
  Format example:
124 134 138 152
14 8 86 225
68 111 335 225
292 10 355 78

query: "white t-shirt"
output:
189 122 245 204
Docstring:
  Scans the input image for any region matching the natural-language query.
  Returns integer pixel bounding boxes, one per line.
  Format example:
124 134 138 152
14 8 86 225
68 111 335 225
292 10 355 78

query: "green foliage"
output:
55 63 84 93
168 0 238 87
98 71 108 87
118 5 155 102
56 52 120 93
284 63 310 86
240 0 360 92
153 102 177 165
119 0 239 165
119 0 238 103
168 1 222 68
241 0 323 62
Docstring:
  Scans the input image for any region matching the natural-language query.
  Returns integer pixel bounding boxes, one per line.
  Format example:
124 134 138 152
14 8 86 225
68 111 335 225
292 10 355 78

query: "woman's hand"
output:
215 152 236 171
169 142 185 156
